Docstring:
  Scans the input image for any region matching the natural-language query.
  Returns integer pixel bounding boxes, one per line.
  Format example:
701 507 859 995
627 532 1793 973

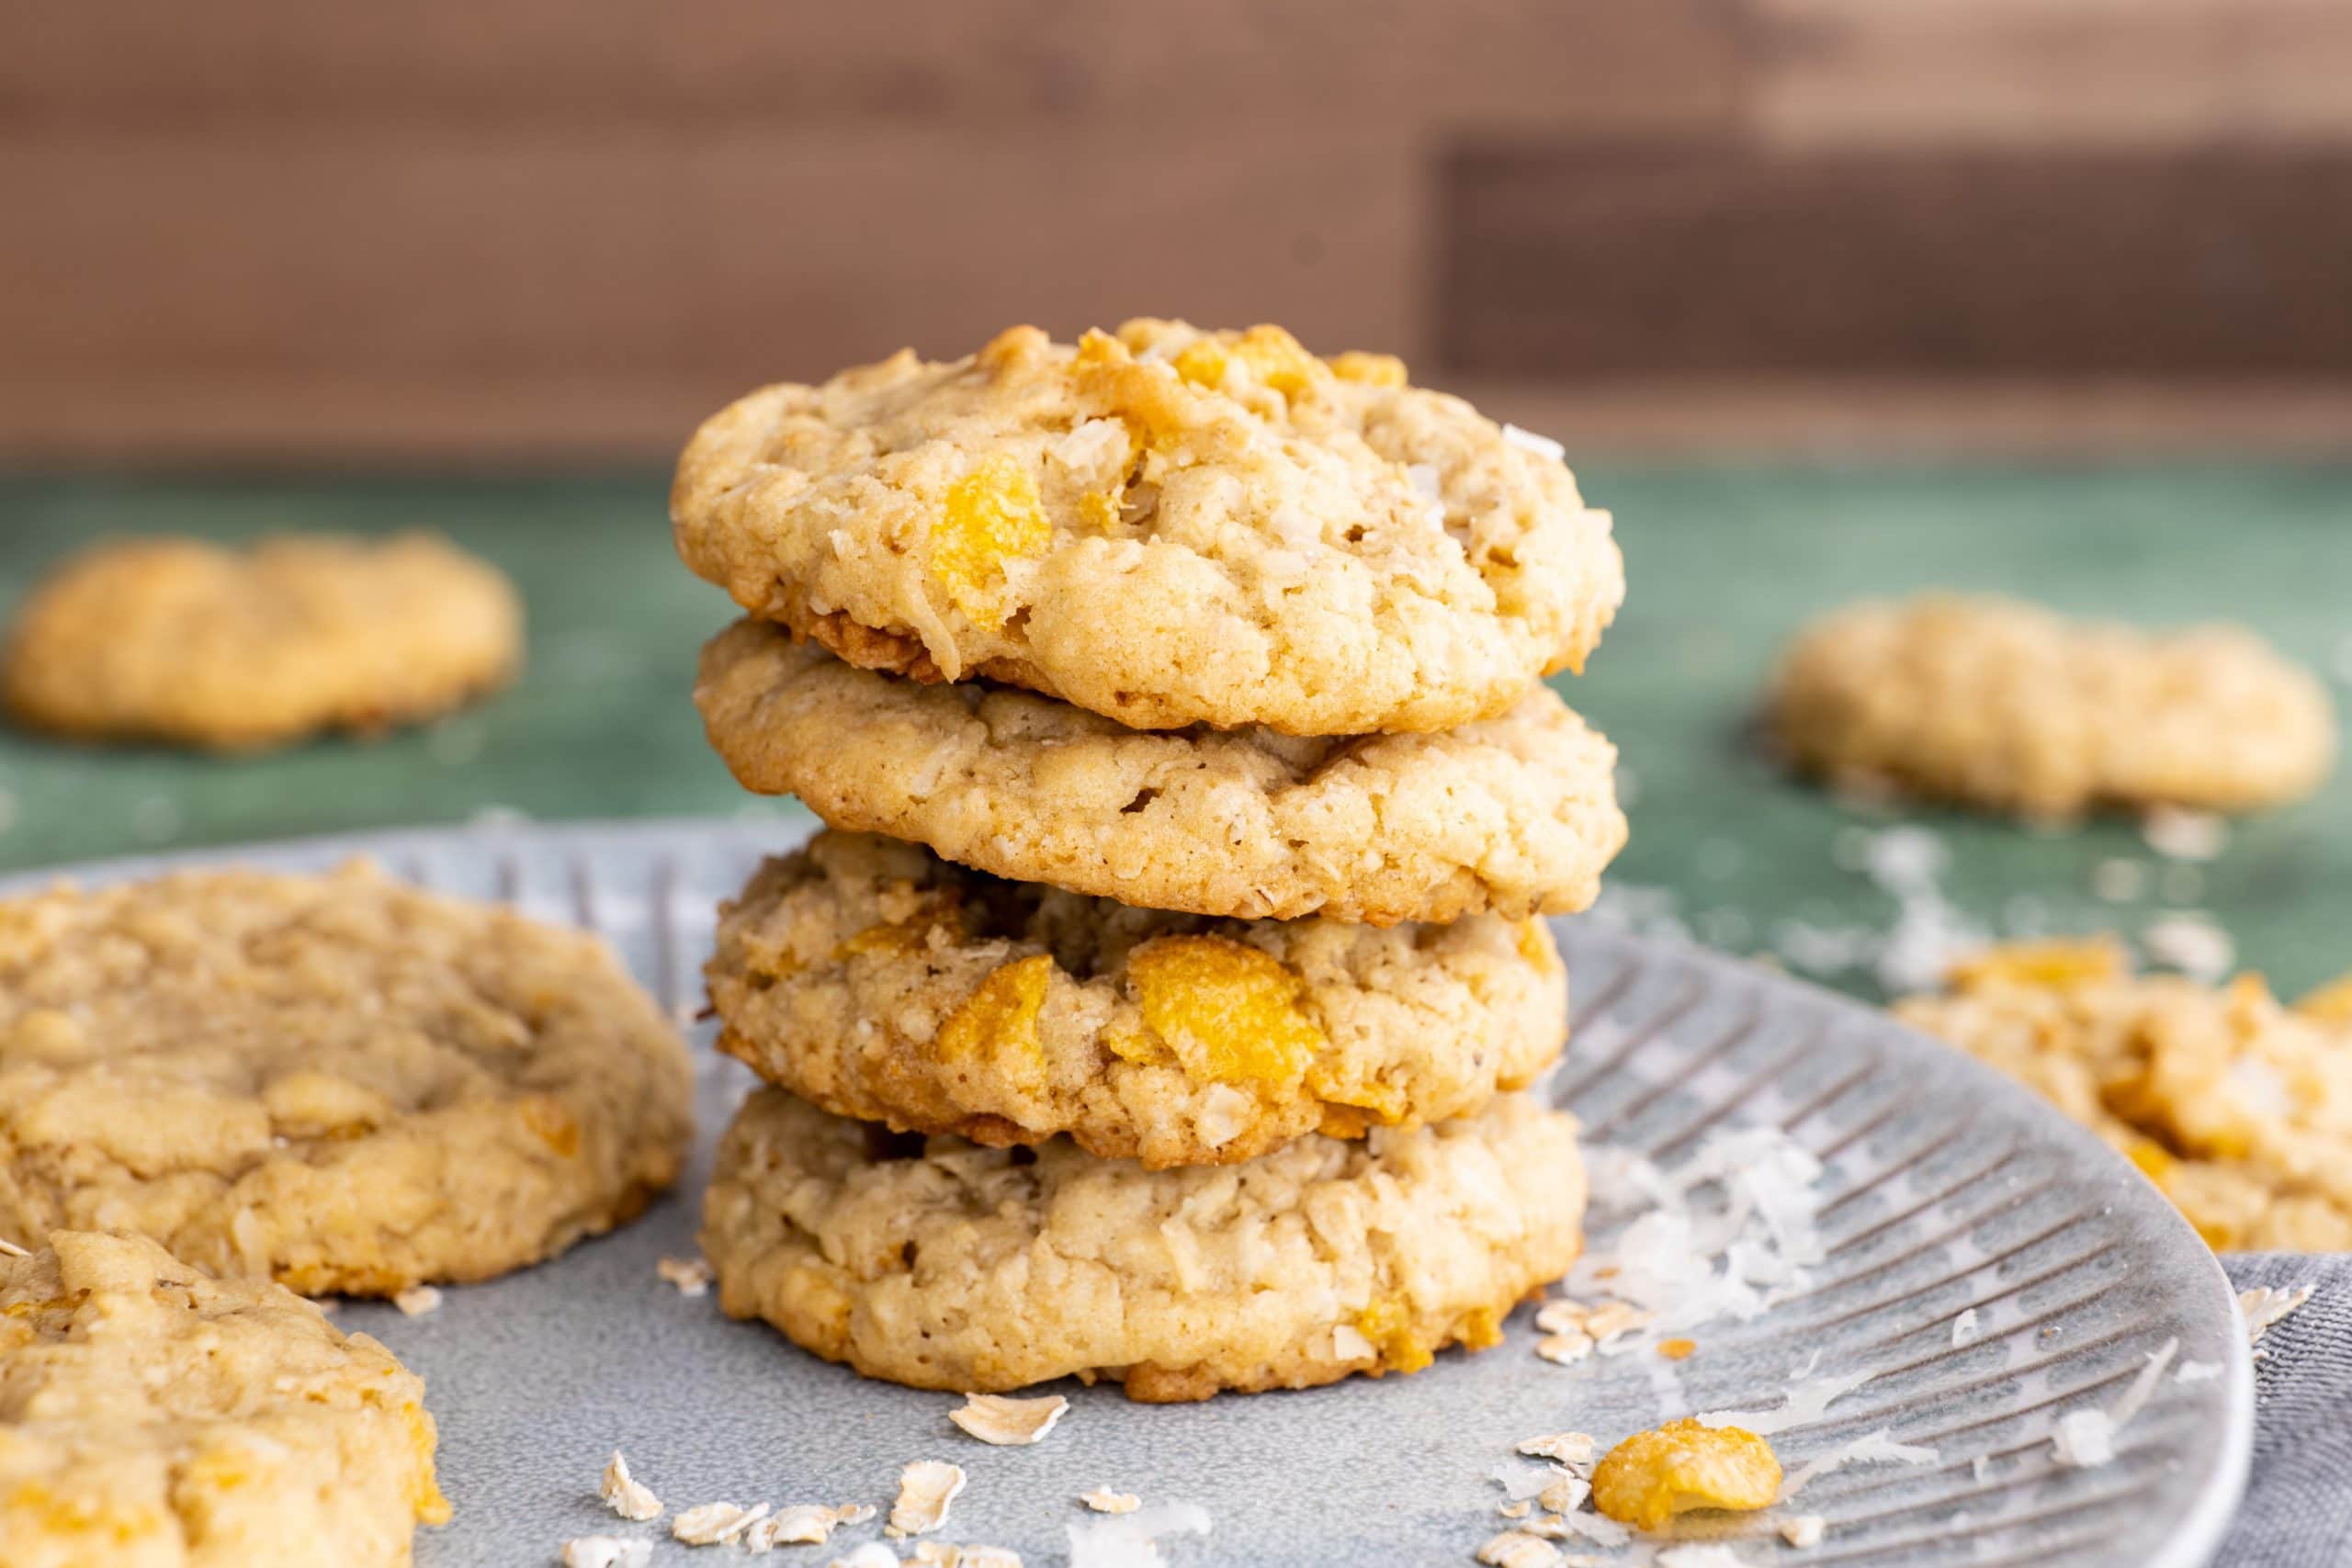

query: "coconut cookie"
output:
701 1088 1585 1402
1896 941 2352 1251
1767 594 2336 818
696 623 1626 925
0 863 694 1296
673 319 1622 737
1 1229 448 1567
708 832 1568 1168
2 533 522 750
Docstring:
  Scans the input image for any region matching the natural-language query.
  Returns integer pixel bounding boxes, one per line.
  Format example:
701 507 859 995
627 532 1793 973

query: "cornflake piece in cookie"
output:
564 1538 653 1568
673 1501 772 1544
392 1284 443 1317
888 1461 967 1537
600 1450 663 1521
658 1256 714 1297
1080 1488 1140 1514
949 1393 1069 1446
1477 1531 1563 1568
2241 1284 2315 1344
1781 1514 1826 1548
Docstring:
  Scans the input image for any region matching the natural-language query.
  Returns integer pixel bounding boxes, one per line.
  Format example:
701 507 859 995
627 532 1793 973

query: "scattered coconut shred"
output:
562 1539 650 1568
1066 1501 1213 1568
2052 1339 2179 1470
2241 1284 2316 1347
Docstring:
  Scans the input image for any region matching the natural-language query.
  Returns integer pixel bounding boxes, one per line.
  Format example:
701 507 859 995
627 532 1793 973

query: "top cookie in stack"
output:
680 319 1626 924
675 321 1627 1400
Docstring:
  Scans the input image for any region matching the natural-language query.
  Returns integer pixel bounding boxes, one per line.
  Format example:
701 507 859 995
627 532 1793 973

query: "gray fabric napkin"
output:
2217 1255 2352 1568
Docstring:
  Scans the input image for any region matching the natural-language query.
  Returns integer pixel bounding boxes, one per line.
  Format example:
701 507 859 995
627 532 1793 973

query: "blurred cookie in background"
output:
1 533 521 751
1897 938 2352 1251
1766 593 2335 818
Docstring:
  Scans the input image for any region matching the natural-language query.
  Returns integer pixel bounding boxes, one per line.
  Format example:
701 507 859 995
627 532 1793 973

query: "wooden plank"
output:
1749 0 2352 147
0 1 1738 134
0 125 1426 393
1438 143 2352 377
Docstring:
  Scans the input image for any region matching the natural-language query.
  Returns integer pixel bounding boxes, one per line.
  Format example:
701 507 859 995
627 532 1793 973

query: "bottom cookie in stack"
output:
694 832 1587 1402
701 1088 1585 1403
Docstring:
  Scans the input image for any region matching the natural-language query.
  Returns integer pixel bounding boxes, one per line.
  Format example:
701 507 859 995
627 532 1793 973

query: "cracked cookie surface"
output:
707 832 1568 1168
673 320 1621 736
696 623 1625 925
1 1230 447 1567
701 1088 1584 1401
3 533 521 750
1768 594 2335 817
0 863 694 1295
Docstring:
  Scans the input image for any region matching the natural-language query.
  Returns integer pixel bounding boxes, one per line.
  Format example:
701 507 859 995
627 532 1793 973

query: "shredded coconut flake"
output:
657 1256 713 1297
563 1538 652 1568
888 1461 967 1537
1776 1427 1936 1499
831 1546 902 1568
1081 1488 1140 1515
392 1284 442 1317
673 1501 771 1545
599 1450 663 1521
1536 1474 1589 1516
1951 1308 1981 1347
0 1236 27 1258
2143 914 2234 985
1699 1368 1871 1436
1330 1324 1375 1360
949 1393 1069 1446
1498 1500 1532 1519
2142 807 2228 863
1657 1547 1754 1568
2177 1359 2223 1383
1501 423 1567 462
2241 1284 2315 1345
2054 1337 2177 1468
1523 1510 1629 1549
1781 1514 1826 1548
1065 1500 1212 1568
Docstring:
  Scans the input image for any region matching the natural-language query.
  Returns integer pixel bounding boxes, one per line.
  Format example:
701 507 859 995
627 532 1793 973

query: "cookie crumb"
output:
1080 1488 1140 1515
657 1256 713 1297
949 1393 1068 1446
392 1285 443 1317
563 1538 652 1568
673 1501 771 1545
600 1450 663 1521
888 1461 967 1537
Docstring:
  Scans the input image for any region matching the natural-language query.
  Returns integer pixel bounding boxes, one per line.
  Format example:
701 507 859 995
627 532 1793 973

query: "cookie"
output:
695 622 1626 925
1767 594 2336 817
2 533 522 750
1895 940 2352 1251
1 1229 447 1566
700 1087 1585 1401
0 863 694 1295
673 320 1622 737
707 832 1567 1169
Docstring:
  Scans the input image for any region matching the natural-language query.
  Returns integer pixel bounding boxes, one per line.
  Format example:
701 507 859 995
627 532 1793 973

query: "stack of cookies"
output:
672 320 1629 1402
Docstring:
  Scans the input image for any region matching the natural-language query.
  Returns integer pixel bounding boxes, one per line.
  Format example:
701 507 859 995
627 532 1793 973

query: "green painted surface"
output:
0 466 2345 1000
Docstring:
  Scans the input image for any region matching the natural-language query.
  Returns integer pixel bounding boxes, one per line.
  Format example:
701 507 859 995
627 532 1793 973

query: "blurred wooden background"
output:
5 0 2350 464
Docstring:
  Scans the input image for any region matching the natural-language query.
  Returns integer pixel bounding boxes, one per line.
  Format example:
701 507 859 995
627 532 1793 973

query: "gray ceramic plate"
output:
6 818 2252 1568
